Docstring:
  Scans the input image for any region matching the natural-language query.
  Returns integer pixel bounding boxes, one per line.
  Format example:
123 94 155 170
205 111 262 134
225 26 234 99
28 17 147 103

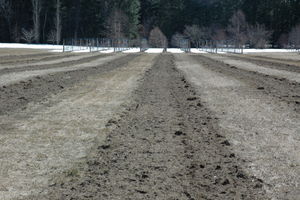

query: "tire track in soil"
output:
0 53 111 74
190 54 300 112
48 54 267 200
0 54 139 115
226 54 300 73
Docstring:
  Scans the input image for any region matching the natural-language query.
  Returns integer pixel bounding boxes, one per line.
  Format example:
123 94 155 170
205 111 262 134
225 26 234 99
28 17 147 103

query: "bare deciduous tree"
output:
227 10 248 46
148 27 168 48
21 28 35 43
106 9 129 39
47 29 56 44
171 33 185 48
247 24 271 48
12 24 23 43
31 0 42 43
212 28 227 41
0 0 13 40
278 34 289 48
183 25 206 46
289 24 300 49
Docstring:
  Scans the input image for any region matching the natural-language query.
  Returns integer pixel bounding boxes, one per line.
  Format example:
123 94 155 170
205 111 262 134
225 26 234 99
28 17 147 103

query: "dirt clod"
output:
187 97 197 101
221 140 231 146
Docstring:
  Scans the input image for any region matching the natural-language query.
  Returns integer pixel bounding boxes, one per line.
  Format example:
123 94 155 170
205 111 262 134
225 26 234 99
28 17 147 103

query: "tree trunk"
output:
32 0 42 43
0 0 13 42
74 0 81 40
42 9 48 42
56 0 62 45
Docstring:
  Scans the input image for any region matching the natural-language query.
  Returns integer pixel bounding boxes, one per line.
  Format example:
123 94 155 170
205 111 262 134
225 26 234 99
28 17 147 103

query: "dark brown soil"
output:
47 54 267 200
0 54 139 115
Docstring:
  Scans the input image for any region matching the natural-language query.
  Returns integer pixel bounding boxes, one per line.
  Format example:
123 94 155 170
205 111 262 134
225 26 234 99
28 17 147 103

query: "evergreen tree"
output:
0 0 299 45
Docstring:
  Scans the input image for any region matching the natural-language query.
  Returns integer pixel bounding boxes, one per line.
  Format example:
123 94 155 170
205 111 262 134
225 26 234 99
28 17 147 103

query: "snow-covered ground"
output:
243 49 298 53
123 48 140 53
167 48 184 53
190 48 208 54
145 48 164 53
0 43 298 54
0 43 63 50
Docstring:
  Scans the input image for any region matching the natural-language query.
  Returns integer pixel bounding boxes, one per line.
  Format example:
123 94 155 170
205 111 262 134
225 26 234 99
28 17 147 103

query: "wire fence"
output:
63 38 111 52
180 39 191 53
63 38 149 53
195 40 244 54
140 38 148 52
62 38 299 54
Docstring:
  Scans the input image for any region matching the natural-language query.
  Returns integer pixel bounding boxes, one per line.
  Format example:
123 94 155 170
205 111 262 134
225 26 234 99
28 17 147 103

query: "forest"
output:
0 0 299 48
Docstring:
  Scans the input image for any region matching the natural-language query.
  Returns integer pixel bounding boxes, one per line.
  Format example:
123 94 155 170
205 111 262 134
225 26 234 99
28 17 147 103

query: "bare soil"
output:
225 53 300 73
176 54 300 200
0 53 78 66
197 54 300 112
247 52 300 62
0 51 299 200
0 53 111 73
0 53 154 200
0 48 50 57
0 54 137 115
46 54 267 200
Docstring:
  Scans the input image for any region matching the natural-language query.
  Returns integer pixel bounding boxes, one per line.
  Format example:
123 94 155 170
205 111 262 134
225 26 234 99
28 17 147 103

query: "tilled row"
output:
191 54 300 112
0 54 139 115
226 54 300 73
0 53 112 74
47 54 267 200
0 52 77 65
0 52 55 62
176 53 300 200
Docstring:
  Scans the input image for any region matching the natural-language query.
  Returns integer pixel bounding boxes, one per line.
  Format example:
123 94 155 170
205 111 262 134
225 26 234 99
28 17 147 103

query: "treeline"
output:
0 0 299 47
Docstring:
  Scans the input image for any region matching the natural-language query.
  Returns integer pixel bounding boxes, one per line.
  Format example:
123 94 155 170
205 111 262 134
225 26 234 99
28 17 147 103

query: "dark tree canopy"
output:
0 0 299 46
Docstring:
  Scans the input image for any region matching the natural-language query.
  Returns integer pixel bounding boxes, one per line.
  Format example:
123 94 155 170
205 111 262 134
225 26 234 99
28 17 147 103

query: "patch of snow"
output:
1 43 297 54
190 48 207 54
243 49 298 53
72 49 91 53
51 50 63 53
0 43 63 50
99 48 115 53
167 48 184 53
145 48 164 53
123 48 140 53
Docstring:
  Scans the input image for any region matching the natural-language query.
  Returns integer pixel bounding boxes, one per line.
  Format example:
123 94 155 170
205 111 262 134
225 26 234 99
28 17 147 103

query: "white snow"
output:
123 48 140 53
72 49 91 53
190 48 207 54
145 48 164 53
100 48 115 53
242 49 298 53
0 43 63 50
0 43 298 55
167 48 184 53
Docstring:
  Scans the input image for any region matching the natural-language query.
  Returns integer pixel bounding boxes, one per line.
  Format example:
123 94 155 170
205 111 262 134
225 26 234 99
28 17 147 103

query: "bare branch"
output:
31 0 42 43
148 27 168 48
289 24 300 49
247 24 272 48
21 28 35 43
